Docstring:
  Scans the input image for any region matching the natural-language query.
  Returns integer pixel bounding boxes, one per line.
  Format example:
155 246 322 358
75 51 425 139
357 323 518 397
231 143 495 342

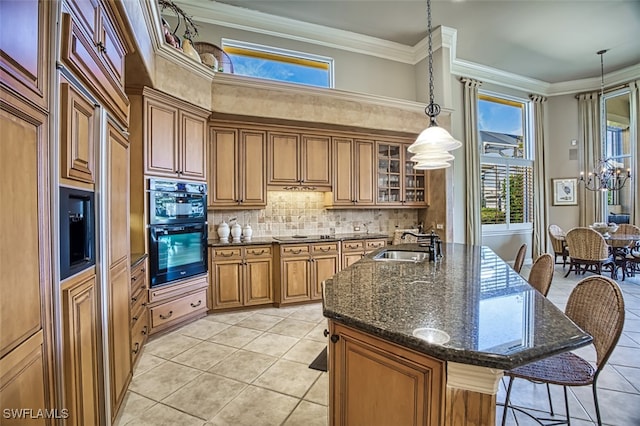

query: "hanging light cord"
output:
425 0 441 125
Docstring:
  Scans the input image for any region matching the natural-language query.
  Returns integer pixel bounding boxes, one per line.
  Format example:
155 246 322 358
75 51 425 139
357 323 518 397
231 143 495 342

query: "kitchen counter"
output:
322 242 592 370
208 233 389 247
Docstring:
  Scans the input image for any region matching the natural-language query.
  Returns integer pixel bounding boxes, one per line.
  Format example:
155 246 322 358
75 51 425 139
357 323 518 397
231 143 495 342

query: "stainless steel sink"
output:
373 250 428 262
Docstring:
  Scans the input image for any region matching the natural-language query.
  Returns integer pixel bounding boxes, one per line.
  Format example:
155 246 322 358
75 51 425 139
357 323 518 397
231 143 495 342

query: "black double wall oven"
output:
148 179 207 287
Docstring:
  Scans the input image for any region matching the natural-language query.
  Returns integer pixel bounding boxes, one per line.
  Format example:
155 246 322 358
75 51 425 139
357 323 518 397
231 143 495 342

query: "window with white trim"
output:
478 94 534 230
222 39 334 88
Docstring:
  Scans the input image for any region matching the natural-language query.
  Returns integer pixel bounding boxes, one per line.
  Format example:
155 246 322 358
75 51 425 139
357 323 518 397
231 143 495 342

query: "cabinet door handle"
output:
190 300 202 308
132 342 140 354
159 311 173 320
330 334 340 343
323 329 329 337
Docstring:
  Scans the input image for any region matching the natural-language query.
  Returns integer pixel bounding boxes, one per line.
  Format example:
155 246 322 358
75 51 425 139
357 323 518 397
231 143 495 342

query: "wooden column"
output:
445 362 503 426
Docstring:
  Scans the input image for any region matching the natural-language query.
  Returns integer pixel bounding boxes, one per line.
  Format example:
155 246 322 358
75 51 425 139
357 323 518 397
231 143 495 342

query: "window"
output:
478 94 533 230
222 39 334 88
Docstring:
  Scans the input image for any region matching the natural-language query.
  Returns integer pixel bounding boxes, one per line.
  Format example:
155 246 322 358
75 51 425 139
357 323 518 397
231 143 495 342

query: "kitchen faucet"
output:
400 230 443 261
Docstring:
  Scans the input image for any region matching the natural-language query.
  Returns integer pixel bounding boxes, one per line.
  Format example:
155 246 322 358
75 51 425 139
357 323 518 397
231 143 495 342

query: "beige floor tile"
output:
283 401 328 426
235 313 284 331
243 332 299 357
269 317 317 338
171 341 237 371
208 349 277 383
254 359 321 398
133 353 167 377
255 306 298 318
304 373 329 406
207 325 263 348
177 318 231 340
207 385 298 426
162 372 247 420
123 402 204 426
288 307 325 323
283 339 326 365
128 361 202 401
144 332 202 359
206 310 254 325
113 391 155 426
305 322 329 343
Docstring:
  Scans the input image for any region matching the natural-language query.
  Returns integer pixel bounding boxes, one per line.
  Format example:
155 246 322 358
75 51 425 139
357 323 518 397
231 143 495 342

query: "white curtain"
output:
577 92 601 226
461 77 482 245
630 80 639 225
530 94 548 259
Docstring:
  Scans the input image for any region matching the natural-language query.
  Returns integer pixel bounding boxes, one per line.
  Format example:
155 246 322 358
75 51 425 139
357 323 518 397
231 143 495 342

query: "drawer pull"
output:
132 315 138 322
132 276 137 281
190 300 202 308
290 249 302 254
159 311 173 320
318 247 331 252
131 296 137 302
249 249 266 255
132 342 140 354
142 326 148 335
219 252 234 257
141 268 146 273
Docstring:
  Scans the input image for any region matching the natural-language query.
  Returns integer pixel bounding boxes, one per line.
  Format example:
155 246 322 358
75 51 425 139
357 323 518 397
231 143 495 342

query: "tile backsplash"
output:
208 191 420 239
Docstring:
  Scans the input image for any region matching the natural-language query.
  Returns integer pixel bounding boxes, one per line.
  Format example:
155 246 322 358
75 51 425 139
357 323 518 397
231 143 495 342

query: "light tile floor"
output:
115 266 640 426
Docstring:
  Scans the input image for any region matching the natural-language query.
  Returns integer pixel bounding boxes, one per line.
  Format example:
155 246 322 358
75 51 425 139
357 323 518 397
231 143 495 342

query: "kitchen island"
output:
322 243 592 426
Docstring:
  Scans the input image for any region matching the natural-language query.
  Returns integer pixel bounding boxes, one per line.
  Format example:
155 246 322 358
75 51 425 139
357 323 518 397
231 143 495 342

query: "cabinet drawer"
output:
130 292 147 326
213 247 242 259
342 240 364 251
312 242 339 254
130 309 149 360
245 245 272 258
281 245 310 256
150 289 207 329
366 239 387 250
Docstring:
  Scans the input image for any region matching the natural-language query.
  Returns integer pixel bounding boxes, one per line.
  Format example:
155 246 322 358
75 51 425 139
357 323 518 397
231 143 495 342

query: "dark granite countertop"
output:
322 243 592 370
208 233 389 247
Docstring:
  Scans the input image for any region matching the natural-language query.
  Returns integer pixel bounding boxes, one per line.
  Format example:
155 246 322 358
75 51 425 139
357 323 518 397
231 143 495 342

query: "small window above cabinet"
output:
376 142 427 206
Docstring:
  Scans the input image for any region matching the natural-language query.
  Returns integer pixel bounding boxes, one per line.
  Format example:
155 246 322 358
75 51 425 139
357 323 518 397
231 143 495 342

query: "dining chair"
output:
527 253 554 297
548 224 569 267
501 275 625 426
513 243 527 274
564 227 614 278
608 224 640 280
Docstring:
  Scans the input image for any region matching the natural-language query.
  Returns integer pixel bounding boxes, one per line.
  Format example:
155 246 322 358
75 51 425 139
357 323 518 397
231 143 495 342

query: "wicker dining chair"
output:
513 243 527 274
501 275 625 426
527 253 554 297
610 224 640 280
548 224 569 267
564 227 614 278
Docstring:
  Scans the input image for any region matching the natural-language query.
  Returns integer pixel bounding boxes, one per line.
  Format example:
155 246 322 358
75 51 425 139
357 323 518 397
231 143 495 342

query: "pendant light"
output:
408 0 462 169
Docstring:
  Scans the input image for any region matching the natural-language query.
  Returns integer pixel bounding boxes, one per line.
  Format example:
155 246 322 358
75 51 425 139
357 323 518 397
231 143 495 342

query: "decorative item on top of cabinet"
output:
268 132 332 190
143 87 208 181
325 137 375 208
60 0 133 126
341 238 386 269
274 242 339 305
208 125 267 208
147 273 208 335
210 245 273 310
60 80 97 187
130 256 149 368
376 141 428 207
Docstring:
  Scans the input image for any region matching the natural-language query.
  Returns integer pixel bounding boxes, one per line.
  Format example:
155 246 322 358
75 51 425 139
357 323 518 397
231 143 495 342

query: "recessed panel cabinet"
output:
268 132 331 189
143 88 208 181
208 126 267 209
328 138 375 207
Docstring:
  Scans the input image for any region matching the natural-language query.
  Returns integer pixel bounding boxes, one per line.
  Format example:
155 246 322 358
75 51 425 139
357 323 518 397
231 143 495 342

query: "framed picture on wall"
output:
552 178 578 206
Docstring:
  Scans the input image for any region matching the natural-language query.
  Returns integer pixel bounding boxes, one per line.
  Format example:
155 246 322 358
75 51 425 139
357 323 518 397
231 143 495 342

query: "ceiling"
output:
192 0 640 85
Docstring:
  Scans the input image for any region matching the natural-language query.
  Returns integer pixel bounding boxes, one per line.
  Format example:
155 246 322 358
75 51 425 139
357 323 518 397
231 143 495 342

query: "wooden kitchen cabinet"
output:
341 238 386 269
210 245 273 310
275 242 339 305
376 141 427 207
268 132 331 189
130 257 149 368
143 87 208 181
60 80 97 186
147 274 208 335
328 321 444 426
208 126 267 209
327 137 375 207
61 269 102 426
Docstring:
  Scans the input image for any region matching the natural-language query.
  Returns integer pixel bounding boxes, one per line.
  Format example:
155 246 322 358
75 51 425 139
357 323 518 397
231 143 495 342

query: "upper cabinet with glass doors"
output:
376 142 427 206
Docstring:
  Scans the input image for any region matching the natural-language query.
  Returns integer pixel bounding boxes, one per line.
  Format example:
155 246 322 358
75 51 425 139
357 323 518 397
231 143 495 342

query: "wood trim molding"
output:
446 361 503 395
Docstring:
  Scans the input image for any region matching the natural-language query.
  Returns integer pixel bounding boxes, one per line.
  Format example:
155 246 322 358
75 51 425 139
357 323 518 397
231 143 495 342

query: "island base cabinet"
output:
329 321 444 426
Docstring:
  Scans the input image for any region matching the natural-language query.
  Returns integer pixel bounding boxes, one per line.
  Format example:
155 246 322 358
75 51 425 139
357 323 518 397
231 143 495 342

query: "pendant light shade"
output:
408 0 461 170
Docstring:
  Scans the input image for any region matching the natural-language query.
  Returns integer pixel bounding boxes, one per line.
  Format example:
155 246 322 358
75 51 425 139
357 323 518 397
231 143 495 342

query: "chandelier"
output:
407 0 462 170
578 50 632 192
